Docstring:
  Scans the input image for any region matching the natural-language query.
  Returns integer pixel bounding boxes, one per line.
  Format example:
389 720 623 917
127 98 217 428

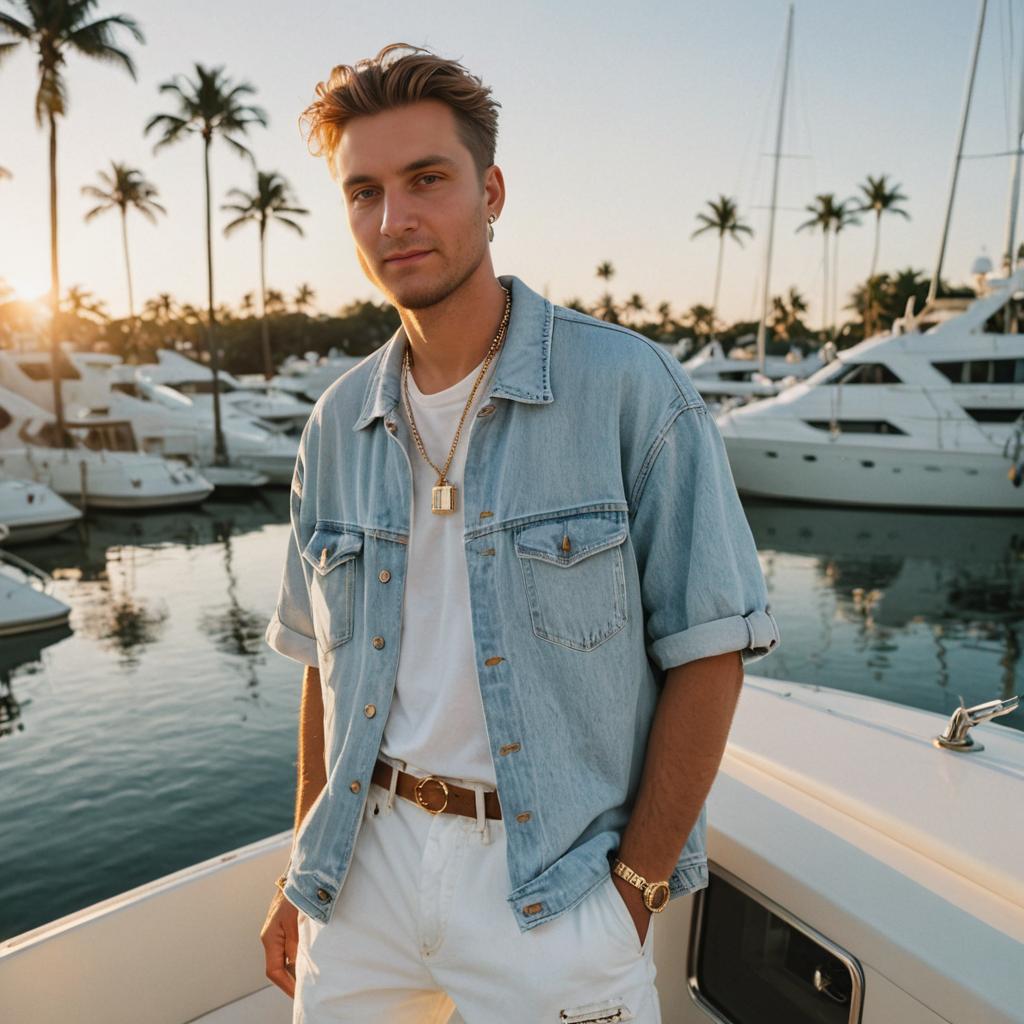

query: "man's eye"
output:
353 188 375 202
419 174 441 185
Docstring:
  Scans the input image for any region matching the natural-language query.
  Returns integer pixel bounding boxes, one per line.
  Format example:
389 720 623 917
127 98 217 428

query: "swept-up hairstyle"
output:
300 43 501 184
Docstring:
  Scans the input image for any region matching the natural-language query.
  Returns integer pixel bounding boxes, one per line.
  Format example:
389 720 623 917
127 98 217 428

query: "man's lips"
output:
384 250 432 264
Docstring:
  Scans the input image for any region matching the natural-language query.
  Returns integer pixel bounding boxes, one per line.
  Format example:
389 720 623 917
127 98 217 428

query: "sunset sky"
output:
0 0 1019 329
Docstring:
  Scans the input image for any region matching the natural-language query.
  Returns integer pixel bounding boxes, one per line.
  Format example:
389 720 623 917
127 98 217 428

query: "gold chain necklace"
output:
401 285 511 514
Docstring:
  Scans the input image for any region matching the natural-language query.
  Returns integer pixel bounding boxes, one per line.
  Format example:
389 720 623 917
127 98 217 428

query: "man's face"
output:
334 98 498 310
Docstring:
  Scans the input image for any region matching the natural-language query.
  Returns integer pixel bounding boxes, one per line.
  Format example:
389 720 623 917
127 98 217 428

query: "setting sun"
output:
0 268 51 303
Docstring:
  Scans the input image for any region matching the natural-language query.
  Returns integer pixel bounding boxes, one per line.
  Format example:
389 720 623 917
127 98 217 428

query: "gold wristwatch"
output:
612 858 671 912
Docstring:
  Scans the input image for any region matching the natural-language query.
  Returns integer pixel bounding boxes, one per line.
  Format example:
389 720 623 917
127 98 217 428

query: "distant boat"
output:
0 528 72 636
0 350 287 489
270 348 367 403
0 479 82 544
0 677 1020 1023
136 350 313 435
0 386 214 510
716 264 1024 512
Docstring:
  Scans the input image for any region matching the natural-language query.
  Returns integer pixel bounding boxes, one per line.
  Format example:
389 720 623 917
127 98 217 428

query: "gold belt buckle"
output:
413 775 450 814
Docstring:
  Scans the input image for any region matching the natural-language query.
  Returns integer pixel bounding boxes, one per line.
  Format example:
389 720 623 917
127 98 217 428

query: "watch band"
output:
612 857 671 912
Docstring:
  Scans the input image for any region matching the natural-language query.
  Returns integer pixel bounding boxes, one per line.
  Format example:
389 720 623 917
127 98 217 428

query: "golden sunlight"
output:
0 269 52 303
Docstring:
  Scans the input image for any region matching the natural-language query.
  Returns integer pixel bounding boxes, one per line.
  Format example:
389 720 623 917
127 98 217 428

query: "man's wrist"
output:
612 856 671 912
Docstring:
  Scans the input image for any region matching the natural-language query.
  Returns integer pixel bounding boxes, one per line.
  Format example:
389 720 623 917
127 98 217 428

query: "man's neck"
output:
399 270 507 396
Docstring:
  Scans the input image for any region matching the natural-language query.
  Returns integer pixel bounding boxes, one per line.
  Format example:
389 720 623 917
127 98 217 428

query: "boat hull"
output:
722 435 1024 511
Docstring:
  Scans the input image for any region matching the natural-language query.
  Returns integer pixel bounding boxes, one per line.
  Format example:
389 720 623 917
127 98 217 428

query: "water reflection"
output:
745 499 1024 703
3 489 292 732
0 624 73 736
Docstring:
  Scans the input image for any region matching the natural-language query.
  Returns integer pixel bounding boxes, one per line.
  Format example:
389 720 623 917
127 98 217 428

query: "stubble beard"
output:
358 213 489 313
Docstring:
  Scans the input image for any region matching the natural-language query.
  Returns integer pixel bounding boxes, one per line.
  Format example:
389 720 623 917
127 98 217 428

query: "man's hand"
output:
611 873 651 947
260 889 301 999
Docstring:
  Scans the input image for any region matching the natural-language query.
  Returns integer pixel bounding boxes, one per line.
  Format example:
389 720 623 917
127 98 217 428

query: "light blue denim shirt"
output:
264 273 780 931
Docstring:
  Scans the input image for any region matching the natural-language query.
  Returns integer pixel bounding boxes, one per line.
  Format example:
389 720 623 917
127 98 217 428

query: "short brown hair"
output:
300 43 501 185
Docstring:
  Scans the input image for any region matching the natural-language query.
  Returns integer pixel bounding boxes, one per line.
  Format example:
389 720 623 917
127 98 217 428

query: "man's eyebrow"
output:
341 155 458 192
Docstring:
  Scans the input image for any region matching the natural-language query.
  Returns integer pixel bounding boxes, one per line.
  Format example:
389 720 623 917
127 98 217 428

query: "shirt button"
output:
522 902 543 916
364 703 376 718
378 569 391 583
477 404 496 417
484 656 504 666
385 420 397 433
350 780 361 793
499 742 521 756
371 635 385 649
515 811 531 823
479 510 494 519
316 888 332 902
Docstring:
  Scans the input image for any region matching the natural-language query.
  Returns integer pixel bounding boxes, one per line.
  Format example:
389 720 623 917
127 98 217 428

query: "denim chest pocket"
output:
301 526 363 652
514 512 628 652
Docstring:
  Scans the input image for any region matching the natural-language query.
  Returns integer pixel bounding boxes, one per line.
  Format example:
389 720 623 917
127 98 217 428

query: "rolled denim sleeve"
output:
264 448 319 668
630 400 780 671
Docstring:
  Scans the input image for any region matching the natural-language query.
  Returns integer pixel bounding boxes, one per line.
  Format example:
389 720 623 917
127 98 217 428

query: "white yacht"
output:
0 527 72 637
136 350 313 434
0 386 214 510
680 337 822 388
715 265 1024 512
0 351 286 488
0 677 1019 1023
270 348 366 403
0 478 82 544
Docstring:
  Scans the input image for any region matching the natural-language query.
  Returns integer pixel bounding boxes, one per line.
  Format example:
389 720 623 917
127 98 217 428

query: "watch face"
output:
644 881 671 912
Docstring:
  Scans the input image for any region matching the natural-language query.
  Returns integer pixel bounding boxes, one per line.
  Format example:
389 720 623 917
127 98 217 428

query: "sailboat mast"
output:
1003 6 1024 277
755 2 794 375
928 0 988 305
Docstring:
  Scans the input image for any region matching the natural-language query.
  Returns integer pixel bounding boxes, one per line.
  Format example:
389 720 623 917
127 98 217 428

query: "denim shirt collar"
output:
353 273 554 432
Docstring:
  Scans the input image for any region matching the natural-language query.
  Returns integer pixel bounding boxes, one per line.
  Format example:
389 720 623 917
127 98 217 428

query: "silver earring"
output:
488 213 496 242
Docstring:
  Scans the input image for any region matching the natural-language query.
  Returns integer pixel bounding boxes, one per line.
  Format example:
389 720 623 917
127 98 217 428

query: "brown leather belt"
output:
371 757 503 820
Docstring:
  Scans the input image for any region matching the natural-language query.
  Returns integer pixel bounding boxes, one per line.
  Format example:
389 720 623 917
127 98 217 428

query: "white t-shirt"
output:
379 347 498 787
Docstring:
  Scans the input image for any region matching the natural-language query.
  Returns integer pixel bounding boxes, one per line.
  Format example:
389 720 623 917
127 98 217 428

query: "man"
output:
261 42 780 1024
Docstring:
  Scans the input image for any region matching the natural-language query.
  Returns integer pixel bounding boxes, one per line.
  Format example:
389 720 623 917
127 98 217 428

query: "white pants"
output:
294 757 661 1023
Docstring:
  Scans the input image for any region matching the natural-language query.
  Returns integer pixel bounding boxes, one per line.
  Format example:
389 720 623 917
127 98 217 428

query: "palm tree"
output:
0 0 143 444
145 63 268 463
829 198 862 340
143 291 176 325
294 283 316 315
691 195 753 333
796 193 844 338
82 161 165 342
222 170 308 378
593 291 620 324
682 303 717 340
264 289 286 315
624 292 645 326
854 174 909 334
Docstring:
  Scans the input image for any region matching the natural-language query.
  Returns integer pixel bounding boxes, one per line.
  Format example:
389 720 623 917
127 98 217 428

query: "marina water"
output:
2 491 1022 941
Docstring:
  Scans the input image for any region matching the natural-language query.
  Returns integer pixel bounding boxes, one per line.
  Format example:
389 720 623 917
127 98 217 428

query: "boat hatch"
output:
687 865 864 1023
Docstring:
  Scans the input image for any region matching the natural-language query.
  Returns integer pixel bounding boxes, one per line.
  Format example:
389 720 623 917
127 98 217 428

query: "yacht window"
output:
689 869 863 1024
804 419 907 435
969 360 990 384
16 358 81 381
933 358 1024 383
833 362 902 385
177 379 236 395
962 407 1024 423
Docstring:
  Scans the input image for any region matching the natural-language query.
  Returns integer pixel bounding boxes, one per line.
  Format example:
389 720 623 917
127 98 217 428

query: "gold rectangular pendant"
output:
431 483 457 514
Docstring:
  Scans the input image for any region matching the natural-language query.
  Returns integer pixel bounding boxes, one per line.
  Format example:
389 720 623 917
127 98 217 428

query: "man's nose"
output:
379 191 418 238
